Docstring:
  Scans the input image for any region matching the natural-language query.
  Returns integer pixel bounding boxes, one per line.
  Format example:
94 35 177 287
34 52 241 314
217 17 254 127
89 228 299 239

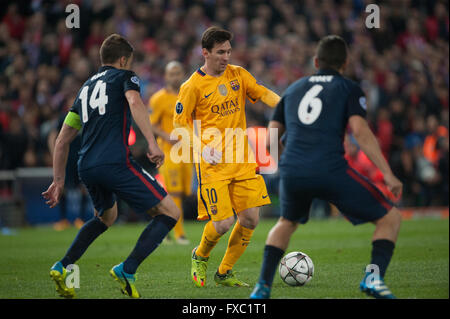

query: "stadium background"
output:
0 0 448 228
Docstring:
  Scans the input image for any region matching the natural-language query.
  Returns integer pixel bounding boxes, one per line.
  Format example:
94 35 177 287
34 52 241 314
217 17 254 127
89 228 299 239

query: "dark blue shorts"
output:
279 166 393 225
78 159 167 216
65 162 81 189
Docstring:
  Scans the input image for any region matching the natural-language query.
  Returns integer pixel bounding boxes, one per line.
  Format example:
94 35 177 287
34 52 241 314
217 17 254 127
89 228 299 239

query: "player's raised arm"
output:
260 89 281 108
240 66 280 108
126 90 164 168
42 112 80 208
348 115 403 199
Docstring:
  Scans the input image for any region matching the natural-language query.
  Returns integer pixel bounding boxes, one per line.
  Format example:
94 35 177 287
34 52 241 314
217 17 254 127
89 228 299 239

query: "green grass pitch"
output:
0 217 448 299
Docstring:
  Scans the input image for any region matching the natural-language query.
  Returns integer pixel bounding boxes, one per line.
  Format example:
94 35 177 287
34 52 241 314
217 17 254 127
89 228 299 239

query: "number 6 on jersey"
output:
80 80 109 123
298 84 323 125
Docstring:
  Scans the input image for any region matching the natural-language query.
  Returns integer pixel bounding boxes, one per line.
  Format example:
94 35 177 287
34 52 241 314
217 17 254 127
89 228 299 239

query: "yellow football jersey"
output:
149 88 178 154
173 64 269 184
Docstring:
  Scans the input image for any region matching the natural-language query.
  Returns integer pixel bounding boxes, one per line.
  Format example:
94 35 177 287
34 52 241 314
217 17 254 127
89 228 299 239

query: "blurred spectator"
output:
397 17 426 52
375 108 393 159
2 3 26 40
425 1 449 42
389 98 409 149
412 141 441 206
423 114 449 166
437 135 449 205
0 114 28 169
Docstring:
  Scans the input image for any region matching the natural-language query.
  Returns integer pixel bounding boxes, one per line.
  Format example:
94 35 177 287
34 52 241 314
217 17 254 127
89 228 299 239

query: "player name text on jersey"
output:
90 70 108 81
308 75 334 82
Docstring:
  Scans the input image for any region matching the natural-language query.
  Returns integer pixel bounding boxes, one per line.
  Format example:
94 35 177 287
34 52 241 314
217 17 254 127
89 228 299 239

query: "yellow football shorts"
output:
197 171 271 221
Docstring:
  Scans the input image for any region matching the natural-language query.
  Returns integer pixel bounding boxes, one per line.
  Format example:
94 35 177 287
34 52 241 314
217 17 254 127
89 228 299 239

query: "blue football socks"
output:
370 239 395 278
258 245 285 287
123 214 177 274
60 217 108 267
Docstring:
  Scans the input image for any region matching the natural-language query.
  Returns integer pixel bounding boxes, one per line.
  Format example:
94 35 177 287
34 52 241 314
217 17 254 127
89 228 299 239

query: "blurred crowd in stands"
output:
0 0 448 207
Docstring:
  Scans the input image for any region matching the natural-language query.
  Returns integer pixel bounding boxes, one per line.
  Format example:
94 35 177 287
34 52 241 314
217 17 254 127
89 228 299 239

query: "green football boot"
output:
49 261 76 298
191 246 208 287
214 270 249 287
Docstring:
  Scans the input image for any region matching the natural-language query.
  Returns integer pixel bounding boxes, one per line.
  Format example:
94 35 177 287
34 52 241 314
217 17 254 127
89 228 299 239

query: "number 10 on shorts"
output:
205 188 218 205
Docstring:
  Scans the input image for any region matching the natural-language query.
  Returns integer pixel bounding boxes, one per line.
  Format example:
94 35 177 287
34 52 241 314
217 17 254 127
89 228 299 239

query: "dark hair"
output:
201 26 233 51
316 35 348 70
100 34 134 64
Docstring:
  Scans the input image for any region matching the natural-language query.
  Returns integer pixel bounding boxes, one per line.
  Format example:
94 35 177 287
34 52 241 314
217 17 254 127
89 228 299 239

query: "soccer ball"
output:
279 251 314 286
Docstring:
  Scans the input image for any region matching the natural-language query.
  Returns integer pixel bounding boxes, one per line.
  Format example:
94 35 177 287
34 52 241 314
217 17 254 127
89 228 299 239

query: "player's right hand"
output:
147 145 165 168
202 145 222 165
42 182 64 208
384 173 403 201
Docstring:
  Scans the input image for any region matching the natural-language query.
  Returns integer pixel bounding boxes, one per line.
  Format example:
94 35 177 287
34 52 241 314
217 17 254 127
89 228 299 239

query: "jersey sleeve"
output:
239 67 268 104
69 86 83 115
123 70 141 93
69 100 80 115
271 95 285 125
347 84 367 119
173 82 198 127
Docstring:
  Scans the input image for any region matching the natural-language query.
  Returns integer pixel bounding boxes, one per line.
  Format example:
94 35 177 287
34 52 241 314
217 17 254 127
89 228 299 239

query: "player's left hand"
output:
202 145 222 165
147 145 165 168
42 182 64 208
384 173 403 201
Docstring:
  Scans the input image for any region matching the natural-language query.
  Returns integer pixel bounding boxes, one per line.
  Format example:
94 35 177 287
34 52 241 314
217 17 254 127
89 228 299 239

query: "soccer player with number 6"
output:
250 35 403 299
43 34 181 298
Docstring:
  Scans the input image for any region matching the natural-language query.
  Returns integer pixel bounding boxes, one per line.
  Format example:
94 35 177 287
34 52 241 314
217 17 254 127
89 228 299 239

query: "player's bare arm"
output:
126 90 165 168
42 123 79 208
349 115 403 198
47 128 58 158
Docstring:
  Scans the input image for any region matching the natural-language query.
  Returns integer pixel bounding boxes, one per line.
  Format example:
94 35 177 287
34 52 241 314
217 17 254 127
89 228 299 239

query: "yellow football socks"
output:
172 196 185 239
196 221 222 258
218 221 254 275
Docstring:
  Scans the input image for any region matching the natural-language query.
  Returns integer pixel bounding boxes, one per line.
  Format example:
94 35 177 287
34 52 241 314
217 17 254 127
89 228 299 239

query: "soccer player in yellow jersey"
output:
149 61 192 245
173 26 281 287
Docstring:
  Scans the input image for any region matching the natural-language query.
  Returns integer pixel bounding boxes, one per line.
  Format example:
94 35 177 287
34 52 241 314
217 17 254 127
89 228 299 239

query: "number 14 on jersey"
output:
80 80 109 123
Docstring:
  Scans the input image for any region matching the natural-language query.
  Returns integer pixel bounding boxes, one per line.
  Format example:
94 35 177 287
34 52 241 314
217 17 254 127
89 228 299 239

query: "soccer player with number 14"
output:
43 34 181 298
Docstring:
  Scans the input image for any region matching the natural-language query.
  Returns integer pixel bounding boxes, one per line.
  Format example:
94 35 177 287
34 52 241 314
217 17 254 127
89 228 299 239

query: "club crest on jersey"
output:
218 84 228 96
230 79 240 91
131 76 140 86
210 205 218 215
175 102 183 114
359 97 367 110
